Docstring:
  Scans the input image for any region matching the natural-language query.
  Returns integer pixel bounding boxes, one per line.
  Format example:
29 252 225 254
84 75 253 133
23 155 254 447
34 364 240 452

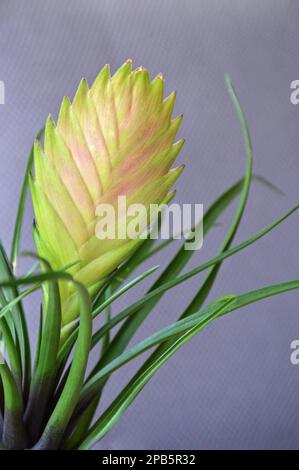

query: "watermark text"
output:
0 80 5 105
95 197 203 251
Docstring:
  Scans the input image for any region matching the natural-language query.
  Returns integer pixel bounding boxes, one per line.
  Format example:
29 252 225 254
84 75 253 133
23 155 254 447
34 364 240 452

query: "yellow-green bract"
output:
30 60 184 325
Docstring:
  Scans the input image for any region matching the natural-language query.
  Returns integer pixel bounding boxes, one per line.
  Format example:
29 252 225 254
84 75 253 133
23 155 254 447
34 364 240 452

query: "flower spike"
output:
30 61 184 325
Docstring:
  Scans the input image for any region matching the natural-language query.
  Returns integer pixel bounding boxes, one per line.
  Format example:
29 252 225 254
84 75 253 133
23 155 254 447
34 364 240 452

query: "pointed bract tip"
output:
46 113 55 126
156 73 164 80
126 58 133 65
103 63 111 76
135 66 147 73
59 96 72 121
79 77 88 87
33 139 42 151
61 95 72 108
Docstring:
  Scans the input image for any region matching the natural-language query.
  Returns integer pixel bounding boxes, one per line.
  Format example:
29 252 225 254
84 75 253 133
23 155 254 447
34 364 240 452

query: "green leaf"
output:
0 362 26 449
81 296 236 400
183 74 253 316
53 265 161 435
25 258 62 445
0 271 72 288
111 209 165 287
91 178 246 379
79 276 299 449
92 264 160 319
1 204 297 363
0 269 92 450
33 306 43 372
64 395 100 450
0 241 31 399
58 264 160 368
118 174 283 269
219 280 299 317
79 203 298 366
34 281 92 450
101 286 112 357
0 286 38 322
88 203 299 380
10 127 44 272
0 203 297 448
78 297 235 449
133 278 299 419
0 259 77 324
0 318 22 390
81 277 299 406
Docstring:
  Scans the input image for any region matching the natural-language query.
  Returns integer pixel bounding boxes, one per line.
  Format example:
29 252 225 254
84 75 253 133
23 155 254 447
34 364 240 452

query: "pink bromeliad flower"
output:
30 60 184 324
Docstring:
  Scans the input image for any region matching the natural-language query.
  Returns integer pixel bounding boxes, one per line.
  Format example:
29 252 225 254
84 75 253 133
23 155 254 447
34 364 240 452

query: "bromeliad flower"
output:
0 63 298 452
30 60 184 325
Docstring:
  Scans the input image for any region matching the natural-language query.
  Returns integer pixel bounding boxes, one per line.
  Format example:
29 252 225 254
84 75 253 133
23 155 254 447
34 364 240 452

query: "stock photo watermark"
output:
290 340 299 365
0 80 5 105
95 197 204 251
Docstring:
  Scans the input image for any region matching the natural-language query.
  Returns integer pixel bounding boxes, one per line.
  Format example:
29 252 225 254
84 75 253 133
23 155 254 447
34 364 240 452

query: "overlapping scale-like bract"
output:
30 61 184 324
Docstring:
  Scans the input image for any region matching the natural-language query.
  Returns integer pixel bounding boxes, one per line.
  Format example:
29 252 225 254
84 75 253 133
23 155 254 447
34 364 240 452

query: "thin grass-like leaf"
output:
34 281 92 450
101 286 112 357
183 74 252 316
126 174 283 268
10 128 44 272
88 178 246 380
82 204 299 359
81 296 237 400
78 297 235 449
92 265 160 319
71 206 299 429
0 286 38 322
0 362 26 449
81 277 299 407
79 276 299 449
53 265 161 432
0 318 22 390
87 204 299 376
58 264 160 367
25 259 62 445
0 242 31 399
96 75 253 376
33 307 43 372
0 269 92 450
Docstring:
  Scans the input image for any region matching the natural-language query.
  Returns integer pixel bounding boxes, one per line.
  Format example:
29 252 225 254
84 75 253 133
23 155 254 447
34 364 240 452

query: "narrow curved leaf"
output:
34 281 92 450
25 259 62 444
183 74 253 315
10 127 44 271
87 204 299 366
81 296 237 399
78 297 235 449
79 278 299 449
0 242 31 399
0 362 26 449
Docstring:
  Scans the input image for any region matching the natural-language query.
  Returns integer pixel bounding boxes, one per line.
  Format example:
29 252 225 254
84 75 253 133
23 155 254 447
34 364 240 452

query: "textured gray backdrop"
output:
0 0 299 450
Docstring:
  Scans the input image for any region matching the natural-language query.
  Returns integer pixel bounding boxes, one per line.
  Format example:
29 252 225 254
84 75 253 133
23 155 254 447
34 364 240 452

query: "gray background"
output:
0 0 299 449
